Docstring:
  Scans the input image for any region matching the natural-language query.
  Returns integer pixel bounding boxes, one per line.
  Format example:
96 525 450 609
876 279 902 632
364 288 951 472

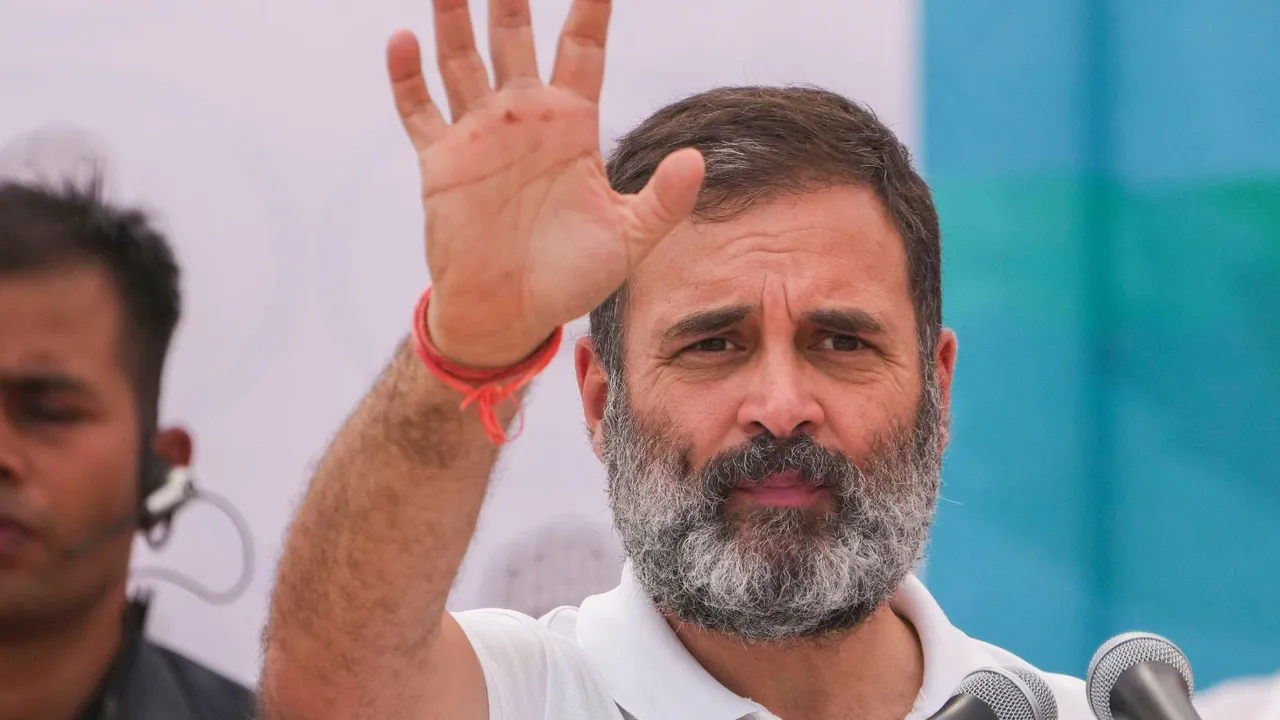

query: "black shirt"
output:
78 598 256 720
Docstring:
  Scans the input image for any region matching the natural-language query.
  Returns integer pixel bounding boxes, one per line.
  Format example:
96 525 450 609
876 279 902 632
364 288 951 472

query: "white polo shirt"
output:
456 566 1092 719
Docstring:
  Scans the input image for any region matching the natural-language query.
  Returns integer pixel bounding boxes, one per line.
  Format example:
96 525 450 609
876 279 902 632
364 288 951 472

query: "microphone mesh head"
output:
1086 632 1195 720
951 667 1054 720
1006 667 1059 720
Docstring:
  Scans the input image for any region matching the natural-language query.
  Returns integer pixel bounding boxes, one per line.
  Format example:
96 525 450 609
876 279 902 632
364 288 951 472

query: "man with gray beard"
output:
261 0 1090 718
603 363 943 642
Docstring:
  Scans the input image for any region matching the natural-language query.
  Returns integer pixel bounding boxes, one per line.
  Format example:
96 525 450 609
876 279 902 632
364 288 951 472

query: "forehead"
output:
0 266 129 381
627 185 912 334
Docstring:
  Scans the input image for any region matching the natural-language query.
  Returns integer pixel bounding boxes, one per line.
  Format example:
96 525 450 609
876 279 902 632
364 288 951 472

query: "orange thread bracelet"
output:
411 287 563 444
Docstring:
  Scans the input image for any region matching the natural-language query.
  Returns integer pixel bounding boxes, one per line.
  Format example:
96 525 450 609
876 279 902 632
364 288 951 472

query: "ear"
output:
933 329 958 448
575 336 609 459
152 426 193 468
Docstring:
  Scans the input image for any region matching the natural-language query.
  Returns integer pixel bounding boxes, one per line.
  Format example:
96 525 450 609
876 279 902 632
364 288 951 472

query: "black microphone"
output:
63 465 195 559
1086 632 1201 720
930 666 1059 720
64 512 141 559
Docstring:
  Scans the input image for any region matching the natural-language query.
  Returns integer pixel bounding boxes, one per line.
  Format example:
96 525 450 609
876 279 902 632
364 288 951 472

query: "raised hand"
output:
388 0 706 368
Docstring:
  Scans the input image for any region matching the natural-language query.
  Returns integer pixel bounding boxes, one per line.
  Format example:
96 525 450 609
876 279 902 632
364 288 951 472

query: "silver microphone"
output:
1086 632 1200 720
930 666 1060 720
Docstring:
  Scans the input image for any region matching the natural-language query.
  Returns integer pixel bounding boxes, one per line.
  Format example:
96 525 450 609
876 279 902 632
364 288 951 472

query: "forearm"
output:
261 339 510 717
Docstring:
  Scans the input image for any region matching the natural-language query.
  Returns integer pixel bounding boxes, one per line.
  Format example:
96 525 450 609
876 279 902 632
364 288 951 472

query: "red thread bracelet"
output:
411 287 562 444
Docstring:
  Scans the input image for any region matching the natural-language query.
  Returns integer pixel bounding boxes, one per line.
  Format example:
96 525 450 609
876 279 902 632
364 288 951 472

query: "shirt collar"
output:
576 564 767 720
893 571 993 717
576 564 981 720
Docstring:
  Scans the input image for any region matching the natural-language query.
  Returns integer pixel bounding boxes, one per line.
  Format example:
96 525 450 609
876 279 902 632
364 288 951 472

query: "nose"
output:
736 344 825 439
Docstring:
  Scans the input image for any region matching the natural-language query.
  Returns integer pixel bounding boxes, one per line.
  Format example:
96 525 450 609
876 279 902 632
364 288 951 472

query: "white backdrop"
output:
0 0 917 685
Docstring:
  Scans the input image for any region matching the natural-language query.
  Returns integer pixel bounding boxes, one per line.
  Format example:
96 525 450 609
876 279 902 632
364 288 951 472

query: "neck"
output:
670 603 924 720
0 588 127 720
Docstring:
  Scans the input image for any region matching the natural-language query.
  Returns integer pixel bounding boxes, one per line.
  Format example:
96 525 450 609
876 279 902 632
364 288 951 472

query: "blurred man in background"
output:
0 176 255 719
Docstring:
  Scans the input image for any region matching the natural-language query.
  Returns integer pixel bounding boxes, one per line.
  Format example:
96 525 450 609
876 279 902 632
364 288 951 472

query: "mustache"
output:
697 432 858 500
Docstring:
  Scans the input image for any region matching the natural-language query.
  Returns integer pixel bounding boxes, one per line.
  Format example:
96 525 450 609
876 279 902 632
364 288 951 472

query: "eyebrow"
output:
662 304 757 342
805 309 886 336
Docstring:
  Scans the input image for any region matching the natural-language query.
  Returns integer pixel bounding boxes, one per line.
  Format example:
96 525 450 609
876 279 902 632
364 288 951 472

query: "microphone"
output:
1086 632 1200 720
930 666 1059 720
64 513 139 559
63 465 195 559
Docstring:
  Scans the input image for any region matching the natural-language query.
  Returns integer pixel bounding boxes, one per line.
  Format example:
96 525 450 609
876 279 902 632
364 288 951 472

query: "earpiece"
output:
137 455 195 530
128 461 256 605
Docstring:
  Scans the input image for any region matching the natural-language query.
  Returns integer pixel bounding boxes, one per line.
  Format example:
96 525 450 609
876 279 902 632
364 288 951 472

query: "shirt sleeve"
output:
453 608 621 720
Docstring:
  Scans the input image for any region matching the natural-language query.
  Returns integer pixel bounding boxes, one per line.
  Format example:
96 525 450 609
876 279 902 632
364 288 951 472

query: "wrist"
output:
424 290 553 369
412 287 562 445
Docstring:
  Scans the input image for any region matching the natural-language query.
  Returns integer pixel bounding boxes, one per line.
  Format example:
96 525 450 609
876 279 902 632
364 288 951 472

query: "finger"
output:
489 0 539 88
386 31 448 150
433 0 493 120
624 148 705 260
550 0 611 103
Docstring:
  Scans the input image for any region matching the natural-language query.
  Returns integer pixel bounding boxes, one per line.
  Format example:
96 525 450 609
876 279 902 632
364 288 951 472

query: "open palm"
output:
389 0 705 367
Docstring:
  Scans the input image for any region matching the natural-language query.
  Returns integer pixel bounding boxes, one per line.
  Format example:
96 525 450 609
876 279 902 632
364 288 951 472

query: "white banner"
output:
0 0 918 685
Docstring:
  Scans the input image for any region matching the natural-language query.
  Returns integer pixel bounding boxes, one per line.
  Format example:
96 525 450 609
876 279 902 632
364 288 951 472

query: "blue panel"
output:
923 0 1102 676
1108 0 1280 685
925 0 1280 688
924 2 1089 176
1111 2 1280 182
1109 180 1280 683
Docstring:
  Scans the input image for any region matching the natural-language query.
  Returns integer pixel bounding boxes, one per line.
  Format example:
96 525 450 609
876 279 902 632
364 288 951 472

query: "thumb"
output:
624 147 705 255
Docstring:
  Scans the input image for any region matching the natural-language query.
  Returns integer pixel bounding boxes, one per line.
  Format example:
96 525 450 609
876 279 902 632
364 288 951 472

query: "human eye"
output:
20 395 86 424
816 334 868 352
683 337 738 354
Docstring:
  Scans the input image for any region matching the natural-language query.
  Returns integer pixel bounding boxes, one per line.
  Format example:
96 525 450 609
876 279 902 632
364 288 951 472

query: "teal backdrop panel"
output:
924 0 1279 685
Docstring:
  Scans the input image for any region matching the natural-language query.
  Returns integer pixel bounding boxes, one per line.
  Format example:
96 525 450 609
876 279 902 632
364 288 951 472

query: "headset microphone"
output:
63 460 195 559
61 454 253 606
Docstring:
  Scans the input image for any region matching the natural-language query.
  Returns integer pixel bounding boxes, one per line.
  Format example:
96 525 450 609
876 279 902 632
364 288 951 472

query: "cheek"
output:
819 383 917 454
641 379 744 468
38 424 139 532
